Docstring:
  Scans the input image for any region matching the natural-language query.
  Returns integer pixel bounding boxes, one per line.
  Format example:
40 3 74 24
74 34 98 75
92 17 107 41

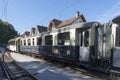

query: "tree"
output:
0 19 18 44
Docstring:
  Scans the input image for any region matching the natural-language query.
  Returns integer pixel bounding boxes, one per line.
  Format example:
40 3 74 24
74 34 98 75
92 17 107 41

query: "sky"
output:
0 0 120 34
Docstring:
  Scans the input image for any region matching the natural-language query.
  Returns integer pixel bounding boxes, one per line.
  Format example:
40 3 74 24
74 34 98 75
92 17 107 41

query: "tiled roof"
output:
37 25 47 33
21 31 30 37
24 31 30 36
52 19 62 27
47 19 62 30
57 14 86 28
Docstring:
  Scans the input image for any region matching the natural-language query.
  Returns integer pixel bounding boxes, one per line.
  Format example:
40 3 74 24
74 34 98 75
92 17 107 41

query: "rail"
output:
0 57 11 80
0 47 38 80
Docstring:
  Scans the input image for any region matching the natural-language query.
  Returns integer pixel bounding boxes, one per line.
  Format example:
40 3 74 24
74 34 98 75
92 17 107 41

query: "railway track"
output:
7 50 120 80
0 58 8 80
0 47 38 80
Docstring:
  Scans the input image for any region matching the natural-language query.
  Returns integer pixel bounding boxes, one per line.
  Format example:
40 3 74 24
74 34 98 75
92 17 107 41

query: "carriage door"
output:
16 39 20 52
79 30 89 62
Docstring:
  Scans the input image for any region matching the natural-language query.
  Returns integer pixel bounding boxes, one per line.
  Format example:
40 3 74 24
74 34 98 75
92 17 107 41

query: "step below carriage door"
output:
79 30 89 62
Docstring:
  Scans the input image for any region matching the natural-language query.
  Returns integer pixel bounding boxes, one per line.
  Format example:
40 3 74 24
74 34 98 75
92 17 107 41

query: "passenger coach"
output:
8 15 120 74
20 22 102 66
8 37 21 52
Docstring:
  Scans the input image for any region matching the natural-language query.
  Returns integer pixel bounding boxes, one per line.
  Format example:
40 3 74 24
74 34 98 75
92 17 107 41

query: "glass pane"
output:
115 27 120 47
58 32 70 45
79 32 83 46
45 35 52 45
84 31 89 47
24 40 26 45
28 39 31 45
33 38 34 45
37 37 42 45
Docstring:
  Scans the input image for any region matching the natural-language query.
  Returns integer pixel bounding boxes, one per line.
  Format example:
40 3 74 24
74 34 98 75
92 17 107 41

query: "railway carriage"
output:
8 16 120 74
20 35 40 54
19 22 102 66
107 16 120 73
88 16 120 72
8 37 21 52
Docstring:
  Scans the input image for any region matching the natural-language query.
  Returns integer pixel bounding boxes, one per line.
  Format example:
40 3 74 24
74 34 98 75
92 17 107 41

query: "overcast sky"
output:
0 0 120 34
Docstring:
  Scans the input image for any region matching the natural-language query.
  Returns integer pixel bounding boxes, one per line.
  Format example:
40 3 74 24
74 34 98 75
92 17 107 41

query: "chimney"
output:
76 11 80 18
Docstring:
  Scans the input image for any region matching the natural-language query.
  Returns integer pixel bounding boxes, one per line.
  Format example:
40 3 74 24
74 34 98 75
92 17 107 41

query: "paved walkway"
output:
11 52 102 80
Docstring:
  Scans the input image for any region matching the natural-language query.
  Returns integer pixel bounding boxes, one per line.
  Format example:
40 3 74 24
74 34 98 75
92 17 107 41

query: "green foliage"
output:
0 19 18 44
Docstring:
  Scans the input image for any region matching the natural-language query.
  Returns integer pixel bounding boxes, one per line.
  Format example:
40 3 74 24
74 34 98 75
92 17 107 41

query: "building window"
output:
58 32 70 45
45 35 52 45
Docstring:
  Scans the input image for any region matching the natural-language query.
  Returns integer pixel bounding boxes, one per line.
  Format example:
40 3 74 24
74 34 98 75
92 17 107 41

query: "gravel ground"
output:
11 52 103 80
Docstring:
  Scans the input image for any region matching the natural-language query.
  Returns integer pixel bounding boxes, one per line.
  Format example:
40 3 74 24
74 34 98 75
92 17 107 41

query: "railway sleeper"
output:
11 72 30 79
11 70 26 75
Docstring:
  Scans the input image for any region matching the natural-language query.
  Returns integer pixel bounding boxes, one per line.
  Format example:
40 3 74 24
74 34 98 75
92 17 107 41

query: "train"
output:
8 16 120 74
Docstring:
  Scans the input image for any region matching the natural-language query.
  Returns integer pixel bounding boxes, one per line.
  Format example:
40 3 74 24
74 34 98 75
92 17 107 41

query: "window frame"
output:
57 32 70 45
27 39 31 46
32 38 34 46
45 35 53 45
37 37 42 45
115 26 120 47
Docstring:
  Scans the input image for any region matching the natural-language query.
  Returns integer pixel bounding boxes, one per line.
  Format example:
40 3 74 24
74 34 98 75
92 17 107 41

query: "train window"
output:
37 37 42 45
24 40 26 46
8 41 15 45
58 32 70 45
33 38 34 45
79 32 83 46
84 31 89 47
21 40 22 46
115 27 120 47
28 39 31 45
45 35 53 45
